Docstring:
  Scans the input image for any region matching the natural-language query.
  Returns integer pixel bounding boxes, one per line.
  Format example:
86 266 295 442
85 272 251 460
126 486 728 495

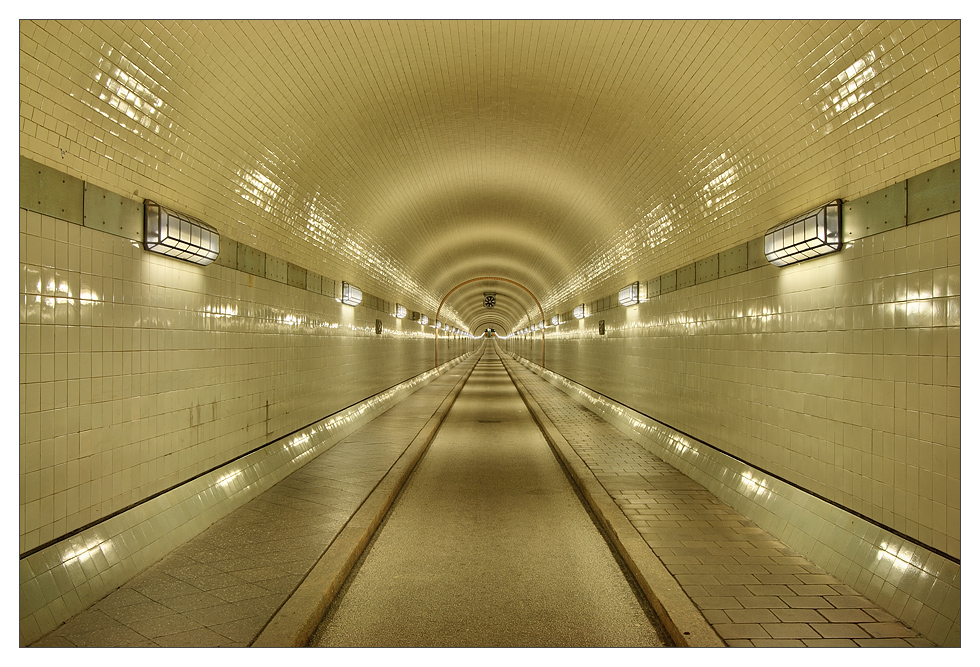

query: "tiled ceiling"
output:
19 20 960 332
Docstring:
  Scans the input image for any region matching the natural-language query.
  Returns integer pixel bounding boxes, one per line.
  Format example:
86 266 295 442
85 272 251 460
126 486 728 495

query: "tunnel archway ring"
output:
435 276 545 369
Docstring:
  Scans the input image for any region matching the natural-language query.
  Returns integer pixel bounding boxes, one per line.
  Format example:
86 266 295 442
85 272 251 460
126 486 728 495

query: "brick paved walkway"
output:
502 356 933 647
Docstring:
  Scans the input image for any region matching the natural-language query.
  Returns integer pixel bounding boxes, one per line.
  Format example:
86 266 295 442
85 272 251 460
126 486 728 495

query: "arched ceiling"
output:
20 20 960 334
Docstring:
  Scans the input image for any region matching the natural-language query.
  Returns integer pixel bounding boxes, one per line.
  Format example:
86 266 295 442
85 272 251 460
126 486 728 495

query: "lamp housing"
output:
619 281 640 307
573 304 586 319
341 282 362 306
144 201 219 265
395 304 407 319
764 200 842 267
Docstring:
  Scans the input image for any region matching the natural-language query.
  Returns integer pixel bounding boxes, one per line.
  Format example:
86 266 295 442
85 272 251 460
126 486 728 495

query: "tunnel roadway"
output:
309 347 670 647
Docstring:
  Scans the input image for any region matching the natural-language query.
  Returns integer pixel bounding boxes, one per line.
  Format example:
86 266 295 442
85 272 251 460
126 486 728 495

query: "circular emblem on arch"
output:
435 277 546 371
484 294 496 308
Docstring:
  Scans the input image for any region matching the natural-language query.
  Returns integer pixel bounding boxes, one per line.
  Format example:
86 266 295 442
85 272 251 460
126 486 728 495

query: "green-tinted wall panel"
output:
646 276 661 298
908 160 960 225
719 243 748 277
747 236 767 269
676 262 696 289
214 239 237 269
696 255 719 284
266 256 287 283
661 270 677 293
287 262 307 289
237 243 266 277
20 156 84 224
843 181 906 242
306 271 322 294
83 182 143 241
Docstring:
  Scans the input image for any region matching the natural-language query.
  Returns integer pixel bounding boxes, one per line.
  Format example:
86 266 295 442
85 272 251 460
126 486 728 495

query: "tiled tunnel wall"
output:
503 178 960 645
505 205 960 561
19 190 476 555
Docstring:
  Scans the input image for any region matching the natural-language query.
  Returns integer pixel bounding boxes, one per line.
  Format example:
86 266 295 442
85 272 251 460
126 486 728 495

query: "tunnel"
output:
18 19 960 648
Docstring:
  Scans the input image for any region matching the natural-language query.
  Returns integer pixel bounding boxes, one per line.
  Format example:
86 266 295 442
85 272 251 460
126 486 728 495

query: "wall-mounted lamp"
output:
618 281 640 306
435 321 442 329
420 314 429 325
573 304 586 319
551 315 560 326
144 201 219 265
765 200 842 267
395 304 407 319
342 282 362 306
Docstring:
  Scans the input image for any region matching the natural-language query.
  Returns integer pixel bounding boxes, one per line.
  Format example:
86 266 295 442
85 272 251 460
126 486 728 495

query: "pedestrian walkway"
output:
29 354 480 647
500 352 933 647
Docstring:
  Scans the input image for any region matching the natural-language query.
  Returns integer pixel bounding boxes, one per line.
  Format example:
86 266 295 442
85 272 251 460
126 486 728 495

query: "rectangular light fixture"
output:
618 281 639 307
341 282 362 306
395 303 407 319
573 304 586 319
144 201 219 265
765 200 842 267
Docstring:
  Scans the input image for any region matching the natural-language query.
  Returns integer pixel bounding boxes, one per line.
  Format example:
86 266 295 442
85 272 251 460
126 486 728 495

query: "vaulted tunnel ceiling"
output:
21 19 958 334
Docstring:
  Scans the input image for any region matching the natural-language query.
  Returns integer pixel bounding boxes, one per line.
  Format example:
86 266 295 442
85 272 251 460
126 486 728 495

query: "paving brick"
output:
802 638 860 647
828 595 876 608
779 596 834 609
788 584 838 596
761 623 821 639
714 623 771 639
754 574 803 584
811 623 872 639
725 608 780 624
701 584 751 597
773 608 825 623
714 574 761 585
865 608 900 622
746 584 794 596
797 574 843 585
854 638 917 647
699 609 732 625
691 596 742 610
752 638 806 647
818 608 876 623
736 596 787 609
860 621 919 638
